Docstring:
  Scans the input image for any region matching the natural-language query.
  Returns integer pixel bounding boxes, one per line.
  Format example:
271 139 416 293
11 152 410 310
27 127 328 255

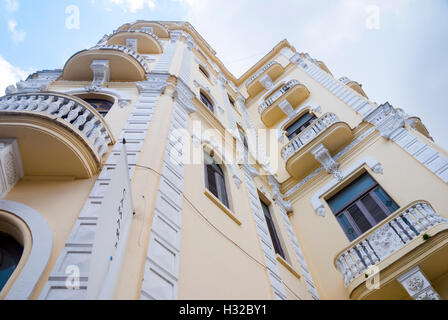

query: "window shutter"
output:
361 193 388 224
347 204 372 234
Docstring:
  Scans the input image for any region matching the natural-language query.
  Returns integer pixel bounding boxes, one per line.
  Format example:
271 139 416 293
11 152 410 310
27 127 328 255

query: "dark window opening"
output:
200 92 214 113
83 98 113 117
204 152 229 208
238 128 249 151
328 172 399 241
0 232 23 292
285 113 318 140
199 66 209 79
260 200 286 259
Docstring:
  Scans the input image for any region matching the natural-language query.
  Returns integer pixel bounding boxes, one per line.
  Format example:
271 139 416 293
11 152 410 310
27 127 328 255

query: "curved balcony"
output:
107 29 163 54
0 92 114 178
281 113 352 179
259 80 310 127
63 45 149 82
123 21 170 39
334 201 448 296
339 77 368 99
246 61 284 97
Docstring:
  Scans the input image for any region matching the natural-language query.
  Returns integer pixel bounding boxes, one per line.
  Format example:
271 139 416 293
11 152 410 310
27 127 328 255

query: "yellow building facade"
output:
0 21 447 300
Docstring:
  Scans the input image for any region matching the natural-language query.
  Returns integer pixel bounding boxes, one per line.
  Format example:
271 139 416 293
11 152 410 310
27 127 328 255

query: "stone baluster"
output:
9 97 26 110
344 252 359 278
67 106 83 123
82 117 97 136
73 110 90 129
28 96 44 111
46 97 64 115
402 209 424 235
87 124 101 141
36 96 55 112
390 219 411 243
410 207 431 230
355 244 370 269
348 249 363 276
362 240 379 265
418 203 444 225
17 96 35 110
57 101 75 118
336 258 350 287
395 216 416 241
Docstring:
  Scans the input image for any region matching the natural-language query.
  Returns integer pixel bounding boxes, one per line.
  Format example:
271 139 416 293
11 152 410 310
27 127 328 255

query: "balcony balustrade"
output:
335 201 448 288
259 80 310 127
281 113 352 178
246 61 284 97
0 93 113 158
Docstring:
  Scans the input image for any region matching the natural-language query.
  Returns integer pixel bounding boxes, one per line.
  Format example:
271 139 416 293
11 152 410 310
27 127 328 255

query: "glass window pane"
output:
337 214 359 242
374 187 399 213
328 173 376 213
0 232 23 292
261 201 285 259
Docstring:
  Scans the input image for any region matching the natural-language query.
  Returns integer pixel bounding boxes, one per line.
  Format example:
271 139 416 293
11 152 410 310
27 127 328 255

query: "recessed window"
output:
238 127 249 151
285 112 318 140
199 66 209 79
328 172 399 241
228 96 236 108
260 200 285 259
83 98 114 117
0 232 23 292
200 92 214 113
204 151 229 208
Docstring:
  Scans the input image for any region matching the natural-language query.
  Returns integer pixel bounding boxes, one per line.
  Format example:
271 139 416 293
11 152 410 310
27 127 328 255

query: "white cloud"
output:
0 55 28 95
3 0 19 12
8 19 26 43
107 0 155 12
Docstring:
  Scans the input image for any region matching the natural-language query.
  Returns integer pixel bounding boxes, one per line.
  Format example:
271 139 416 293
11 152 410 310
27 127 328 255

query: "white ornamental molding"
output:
397 266 441 300
137 73 169 94
90 60 111 87
5 70 62 95
0 140 24 198
174 78 197 115
364 102 407 140
311 144 343 182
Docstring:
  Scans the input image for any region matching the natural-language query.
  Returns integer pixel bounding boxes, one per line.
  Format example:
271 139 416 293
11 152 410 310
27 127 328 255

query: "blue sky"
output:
1 0 448 150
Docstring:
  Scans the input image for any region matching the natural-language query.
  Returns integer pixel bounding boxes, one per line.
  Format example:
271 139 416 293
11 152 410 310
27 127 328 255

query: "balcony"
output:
281 113 352 179
259 80 310 127
335 201 448 298
0 92 114 178
339 77 368 99
246 61 284 97
107 29 163 54
63 45 150 82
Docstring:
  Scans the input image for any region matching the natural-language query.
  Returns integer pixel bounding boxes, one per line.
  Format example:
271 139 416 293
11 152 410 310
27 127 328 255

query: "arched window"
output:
200 91 214 113
204 151 229 208
0 231 23 292
199 66 210 79
285 112 318 140
83 98 114 117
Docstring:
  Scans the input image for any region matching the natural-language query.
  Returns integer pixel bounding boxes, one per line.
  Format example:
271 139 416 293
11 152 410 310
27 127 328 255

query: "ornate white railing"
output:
259 80 301 115
109 28 163 49
246 61 278 87
90 44 150 73
281 113 339 161
335 201 448 288
339 77 352 85
0 93 113 157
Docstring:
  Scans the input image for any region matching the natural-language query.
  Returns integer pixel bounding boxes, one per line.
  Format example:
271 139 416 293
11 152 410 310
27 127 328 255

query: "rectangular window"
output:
328 172 399 241
286 113 318 140
260 200 285 259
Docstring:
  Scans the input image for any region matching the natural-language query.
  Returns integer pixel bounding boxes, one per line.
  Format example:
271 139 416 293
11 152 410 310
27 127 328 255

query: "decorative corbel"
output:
90 60 110 88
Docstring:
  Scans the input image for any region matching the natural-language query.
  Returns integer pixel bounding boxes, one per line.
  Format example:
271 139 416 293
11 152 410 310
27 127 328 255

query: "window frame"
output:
200 91 214 113
260 200 286 260
328 172 399 241
285 112 318 141
199 65 210 79
204 152 230 209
